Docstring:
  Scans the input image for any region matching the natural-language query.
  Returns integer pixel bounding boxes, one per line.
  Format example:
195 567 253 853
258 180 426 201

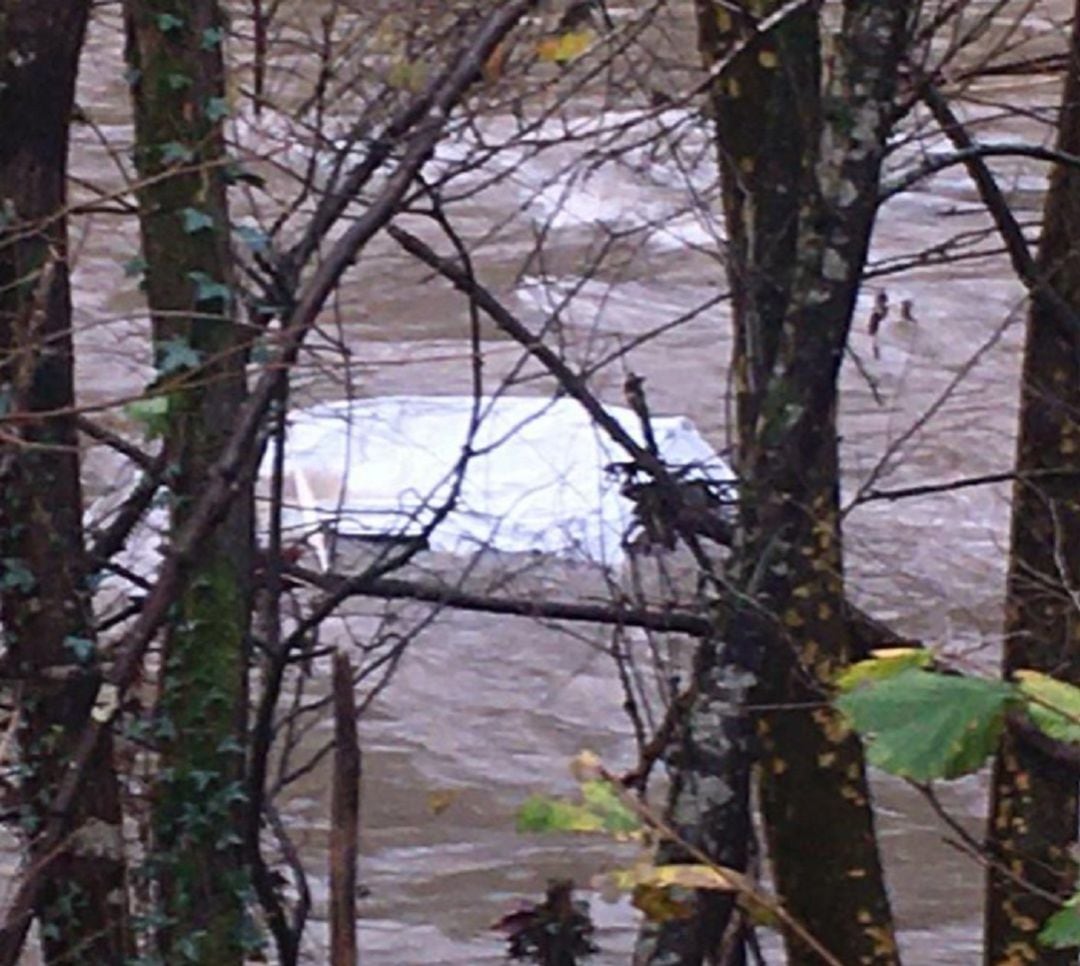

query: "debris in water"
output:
493 879 598 964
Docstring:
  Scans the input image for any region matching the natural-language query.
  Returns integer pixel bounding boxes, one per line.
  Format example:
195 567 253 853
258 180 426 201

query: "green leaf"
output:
1015 670 1080 744
0 558 35 593
188 271 231 306
516 780 640 837
201 26 226 50
836 669 1016 781
580 780 640 834
236 224 270 254
516 794 604 834
158 337 202 374
836 648 932 692
1041 896 1080 948
164 72 192 91
63 636 95 663
123 256 148 279
156 12 184 33
204 96 229 122
181 208 215 234
126 396 170 438
249 338 272 363
160 141 194 164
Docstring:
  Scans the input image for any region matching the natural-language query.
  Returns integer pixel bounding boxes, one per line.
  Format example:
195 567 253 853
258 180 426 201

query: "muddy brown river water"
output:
8 1 1074 962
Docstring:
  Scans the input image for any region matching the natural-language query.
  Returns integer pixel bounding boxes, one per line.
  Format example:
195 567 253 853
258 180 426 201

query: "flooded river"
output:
46 1 1079 962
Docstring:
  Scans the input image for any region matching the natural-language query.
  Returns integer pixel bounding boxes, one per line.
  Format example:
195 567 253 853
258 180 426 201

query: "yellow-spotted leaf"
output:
632 884 696 922
640 864 739 891
836 668 1016 781
599 862 739 893
537 28 594 64
1016 670 1080 744
427 789 460 816
596 862 730 923
835 648 931 693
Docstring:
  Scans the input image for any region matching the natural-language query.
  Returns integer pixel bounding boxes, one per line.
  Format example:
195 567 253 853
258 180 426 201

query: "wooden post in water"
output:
331 651 362 965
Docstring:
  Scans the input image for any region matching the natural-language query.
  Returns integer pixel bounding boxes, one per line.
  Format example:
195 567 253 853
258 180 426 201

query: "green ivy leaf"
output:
125 396 170 438
188 270 231 305
836 669 1016 781
249 338 272 363
181 208 215 234
63 635 95 663
123 256 148 279
164 72 192 91
236 224 270 253
1041 896 1080 948
201 26 226 50
158 337 202 374
204 96 229 122
160 141 194 164
0 558 36 594
1015 670 1080 744
155 12 184 33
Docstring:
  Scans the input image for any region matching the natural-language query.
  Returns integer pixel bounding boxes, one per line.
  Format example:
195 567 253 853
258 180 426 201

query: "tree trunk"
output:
984 6 1080 962
124 0 254 959
633 632 754 965
0 3 131 962
690 2 912 962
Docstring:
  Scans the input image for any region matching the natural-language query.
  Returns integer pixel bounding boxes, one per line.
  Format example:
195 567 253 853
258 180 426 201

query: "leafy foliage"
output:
157 337 203 375
595 861 740 923
838 659 1080 785
1040 896 1080 949
536 28 594 65
517 780 639 836
836 669 1016 781
181 207 215 234
188 270 231 306
835 648 931 692
125 395 170 438
1015 670 1080 744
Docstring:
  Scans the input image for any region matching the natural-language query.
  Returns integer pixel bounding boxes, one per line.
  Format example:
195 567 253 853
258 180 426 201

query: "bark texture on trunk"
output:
633 632 754 965
124 0 254 959
0 4 130 961
984 7 1080 962
690 2 913 962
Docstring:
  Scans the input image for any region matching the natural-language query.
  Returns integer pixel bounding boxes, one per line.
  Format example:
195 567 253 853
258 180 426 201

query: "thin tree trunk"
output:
688 3 911 962
124 1 254 959
633 634 753 965
984 6 1080 961
0 4 131 961
331 651 361 966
